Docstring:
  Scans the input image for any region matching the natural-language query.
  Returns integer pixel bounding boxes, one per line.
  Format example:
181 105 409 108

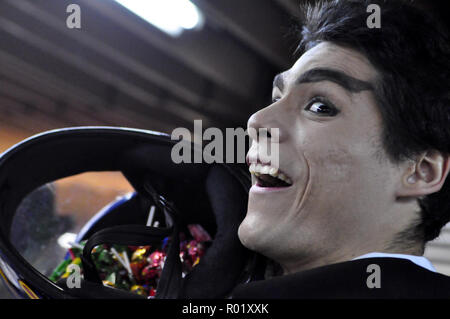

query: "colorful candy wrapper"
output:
50 224 212 297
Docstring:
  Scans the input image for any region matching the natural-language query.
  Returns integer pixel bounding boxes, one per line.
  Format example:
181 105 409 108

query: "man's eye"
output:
271 97 281 103
305 100 339 116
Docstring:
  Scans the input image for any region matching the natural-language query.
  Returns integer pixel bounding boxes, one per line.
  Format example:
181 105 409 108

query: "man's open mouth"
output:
249 163 293 188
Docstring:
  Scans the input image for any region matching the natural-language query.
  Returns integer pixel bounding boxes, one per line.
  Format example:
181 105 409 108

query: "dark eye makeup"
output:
271 94 341 117
304 96 340 117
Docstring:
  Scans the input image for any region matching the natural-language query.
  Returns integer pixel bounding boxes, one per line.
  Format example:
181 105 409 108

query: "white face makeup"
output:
238 42 410 274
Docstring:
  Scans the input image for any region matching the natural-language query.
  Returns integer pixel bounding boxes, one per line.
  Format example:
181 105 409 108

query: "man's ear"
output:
397 150 450 198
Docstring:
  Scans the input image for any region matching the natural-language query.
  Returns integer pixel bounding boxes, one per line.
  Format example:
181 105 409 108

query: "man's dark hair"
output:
297 0 450 251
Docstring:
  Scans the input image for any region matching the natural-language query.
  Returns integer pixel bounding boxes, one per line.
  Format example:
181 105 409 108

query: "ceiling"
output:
0 0 304 135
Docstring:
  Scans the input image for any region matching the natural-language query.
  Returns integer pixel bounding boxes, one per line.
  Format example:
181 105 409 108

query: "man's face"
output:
238 42 407 272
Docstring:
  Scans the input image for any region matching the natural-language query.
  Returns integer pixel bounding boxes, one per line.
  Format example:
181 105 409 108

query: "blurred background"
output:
0 0 450 298
0 0 301 136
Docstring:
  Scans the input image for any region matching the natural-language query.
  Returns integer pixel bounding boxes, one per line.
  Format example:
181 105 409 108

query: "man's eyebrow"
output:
295 68 374 93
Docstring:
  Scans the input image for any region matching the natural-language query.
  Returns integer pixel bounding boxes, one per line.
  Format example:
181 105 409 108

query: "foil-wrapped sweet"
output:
50 224 211 297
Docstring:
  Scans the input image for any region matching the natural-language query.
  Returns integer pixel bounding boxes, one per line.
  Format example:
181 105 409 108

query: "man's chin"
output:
238 218 259 251
237 216 273 254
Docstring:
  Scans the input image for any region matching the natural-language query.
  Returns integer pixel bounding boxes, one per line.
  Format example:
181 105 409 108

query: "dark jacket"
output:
231 257 450 299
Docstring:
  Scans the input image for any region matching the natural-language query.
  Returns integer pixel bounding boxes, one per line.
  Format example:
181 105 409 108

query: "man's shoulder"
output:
231 257 450 299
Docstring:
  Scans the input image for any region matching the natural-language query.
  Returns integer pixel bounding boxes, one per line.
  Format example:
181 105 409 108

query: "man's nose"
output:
247 105 285 143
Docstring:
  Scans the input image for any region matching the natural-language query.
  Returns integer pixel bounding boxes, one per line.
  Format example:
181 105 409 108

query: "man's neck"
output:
279 245 423 275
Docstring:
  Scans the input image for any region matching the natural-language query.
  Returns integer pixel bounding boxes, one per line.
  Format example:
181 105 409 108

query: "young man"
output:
233 0 450 298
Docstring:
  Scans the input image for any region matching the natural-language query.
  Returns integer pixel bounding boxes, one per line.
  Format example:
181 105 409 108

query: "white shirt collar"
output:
353 252 436 272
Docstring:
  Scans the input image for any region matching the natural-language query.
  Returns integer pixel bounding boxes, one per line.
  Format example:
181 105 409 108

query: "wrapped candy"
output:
49 258 71 282
102 280 115 288
50 224 212 297
131 246 150 262
130 285 147 296
61 257 82 279
141 265 159 282
130 260 146 281
187 224 212 242
147 251 165 267
141 250 165 284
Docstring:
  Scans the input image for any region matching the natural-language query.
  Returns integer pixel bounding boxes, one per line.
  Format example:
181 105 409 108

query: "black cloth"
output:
231 257 450 299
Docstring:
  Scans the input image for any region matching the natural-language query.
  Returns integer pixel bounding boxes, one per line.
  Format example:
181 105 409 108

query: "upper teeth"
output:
249 163 292 184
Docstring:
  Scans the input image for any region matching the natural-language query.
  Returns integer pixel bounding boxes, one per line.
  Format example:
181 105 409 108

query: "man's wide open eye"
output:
305 99 339 116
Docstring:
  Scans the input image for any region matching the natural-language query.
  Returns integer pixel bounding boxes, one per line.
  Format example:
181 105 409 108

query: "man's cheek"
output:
310 148 356 184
